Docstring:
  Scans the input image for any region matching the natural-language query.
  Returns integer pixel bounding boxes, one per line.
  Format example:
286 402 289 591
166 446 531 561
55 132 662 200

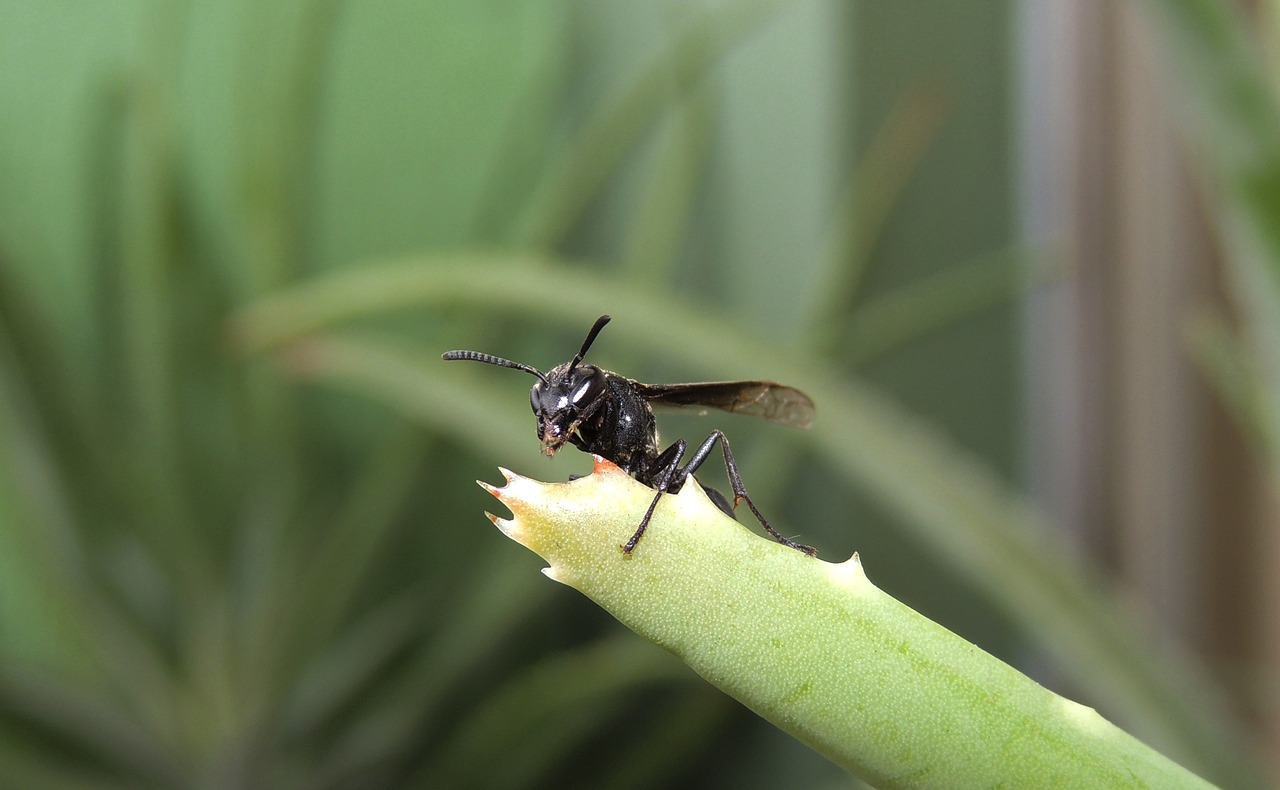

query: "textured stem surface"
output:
482 457 1214 789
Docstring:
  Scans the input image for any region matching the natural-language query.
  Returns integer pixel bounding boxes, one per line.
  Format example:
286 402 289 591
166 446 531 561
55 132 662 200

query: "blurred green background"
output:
1 1 1277 787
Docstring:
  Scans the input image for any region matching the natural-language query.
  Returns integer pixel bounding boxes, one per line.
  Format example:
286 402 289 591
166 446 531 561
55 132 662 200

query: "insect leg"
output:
701 485 736 518
682 430 817 556
622 440 686 554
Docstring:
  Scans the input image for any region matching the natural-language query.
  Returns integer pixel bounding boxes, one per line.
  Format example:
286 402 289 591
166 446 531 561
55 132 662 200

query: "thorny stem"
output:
479 457 1216 790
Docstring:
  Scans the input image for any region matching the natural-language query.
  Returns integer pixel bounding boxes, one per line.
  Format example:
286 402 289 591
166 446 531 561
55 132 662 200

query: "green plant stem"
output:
484 458 1215 789
231 259 1260 787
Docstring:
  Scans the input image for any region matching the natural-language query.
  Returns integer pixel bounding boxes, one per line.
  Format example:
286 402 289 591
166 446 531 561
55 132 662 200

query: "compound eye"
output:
570 368 605 405
530 382 543 413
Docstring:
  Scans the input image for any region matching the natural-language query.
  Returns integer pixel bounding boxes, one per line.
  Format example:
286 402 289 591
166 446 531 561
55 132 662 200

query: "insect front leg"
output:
681 430 818 556
621 440 686 555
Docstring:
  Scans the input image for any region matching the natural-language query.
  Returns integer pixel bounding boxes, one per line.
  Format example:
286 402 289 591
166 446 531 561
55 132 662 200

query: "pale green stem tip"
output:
479 457 1216 789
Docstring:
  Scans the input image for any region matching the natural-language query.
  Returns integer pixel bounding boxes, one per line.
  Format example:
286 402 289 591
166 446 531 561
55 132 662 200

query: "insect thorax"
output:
583 375 657 473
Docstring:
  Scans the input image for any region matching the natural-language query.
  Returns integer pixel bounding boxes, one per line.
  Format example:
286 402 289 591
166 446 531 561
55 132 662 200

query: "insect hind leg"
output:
701 485 735 518
621 440 687 554
682 430 817 556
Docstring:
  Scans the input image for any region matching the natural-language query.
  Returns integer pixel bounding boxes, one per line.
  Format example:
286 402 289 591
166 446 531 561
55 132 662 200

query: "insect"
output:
443 315 817 556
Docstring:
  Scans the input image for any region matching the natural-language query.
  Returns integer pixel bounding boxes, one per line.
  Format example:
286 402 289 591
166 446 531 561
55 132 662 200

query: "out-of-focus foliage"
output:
1147 0 1280 471
0 1 1266 787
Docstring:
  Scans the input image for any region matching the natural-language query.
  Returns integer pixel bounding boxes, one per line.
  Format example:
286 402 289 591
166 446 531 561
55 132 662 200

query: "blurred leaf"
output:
594 688 732 790
420 636 689 788
809 81 950 351
1187 309 1275 451
275 435 427 665
0 663 183 788
270 332 536 462
279 588 428 745
621 84 715 284
513 0 784 248
308 3 568 261
842 246 1047 366
0 744 143 790
233 0 345 287
309 548 554 785
0 320 94 663
1143 0 1280 457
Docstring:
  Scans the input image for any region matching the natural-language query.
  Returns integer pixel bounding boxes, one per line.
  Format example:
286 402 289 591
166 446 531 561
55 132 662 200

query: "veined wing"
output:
633 380 815 429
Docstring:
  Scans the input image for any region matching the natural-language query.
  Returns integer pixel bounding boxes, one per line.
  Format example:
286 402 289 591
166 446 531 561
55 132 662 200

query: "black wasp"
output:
443 315 817 557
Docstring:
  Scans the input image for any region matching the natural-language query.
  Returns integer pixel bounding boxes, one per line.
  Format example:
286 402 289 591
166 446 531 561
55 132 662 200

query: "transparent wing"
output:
633 380 815 429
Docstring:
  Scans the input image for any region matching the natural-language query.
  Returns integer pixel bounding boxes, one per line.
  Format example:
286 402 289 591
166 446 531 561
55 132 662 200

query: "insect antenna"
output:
568 314 612 371
441 350 547 382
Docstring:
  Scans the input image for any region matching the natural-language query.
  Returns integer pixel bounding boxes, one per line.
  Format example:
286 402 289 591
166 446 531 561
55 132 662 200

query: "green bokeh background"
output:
0 1 1270 787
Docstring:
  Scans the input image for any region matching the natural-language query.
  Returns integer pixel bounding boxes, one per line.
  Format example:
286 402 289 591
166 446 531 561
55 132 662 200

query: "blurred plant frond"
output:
1144 0 1280 466
841 246 1052 367
513 0 786 249
809 79 952 352
420 636 693 788
1187 308 1276 453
